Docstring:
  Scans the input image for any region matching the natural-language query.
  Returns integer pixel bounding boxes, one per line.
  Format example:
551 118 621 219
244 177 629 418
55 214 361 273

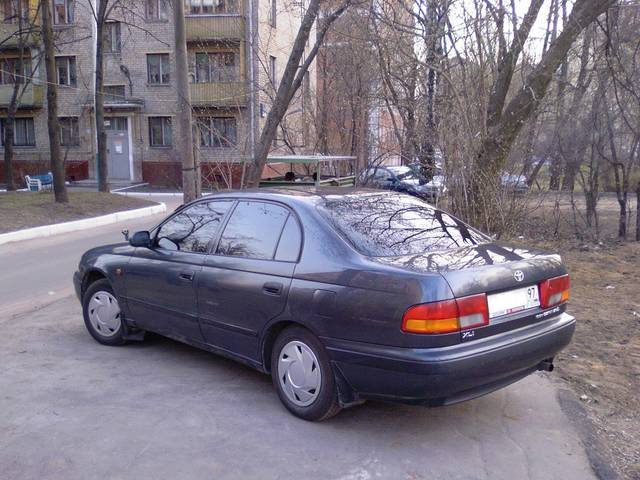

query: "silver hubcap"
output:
87 291 121 338
277 340 322 407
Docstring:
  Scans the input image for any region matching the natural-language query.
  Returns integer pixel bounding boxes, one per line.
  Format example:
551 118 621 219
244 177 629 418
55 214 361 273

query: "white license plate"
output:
487 285 540 319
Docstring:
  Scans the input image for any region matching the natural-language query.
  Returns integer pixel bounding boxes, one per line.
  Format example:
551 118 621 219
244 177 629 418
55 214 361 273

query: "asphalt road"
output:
0 194 182 319
0 194 597 479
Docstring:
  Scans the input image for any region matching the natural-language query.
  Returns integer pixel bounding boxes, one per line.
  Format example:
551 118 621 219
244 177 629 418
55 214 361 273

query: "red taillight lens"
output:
539 274 570 308
402 294 489 334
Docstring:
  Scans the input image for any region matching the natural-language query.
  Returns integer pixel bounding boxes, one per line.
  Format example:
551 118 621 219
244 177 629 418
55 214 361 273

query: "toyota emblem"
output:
513 270 524 282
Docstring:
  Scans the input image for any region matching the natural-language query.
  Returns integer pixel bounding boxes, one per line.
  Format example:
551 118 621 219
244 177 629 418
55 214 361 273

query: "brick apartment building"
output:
0 0 315 187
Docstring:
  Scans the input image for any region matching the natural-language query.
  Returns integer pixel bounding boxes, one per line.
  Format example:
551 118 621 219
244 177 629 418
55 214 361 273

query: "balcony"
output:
190 82 247 107
185 15 245 42
0 83 43 108
0 22 39 48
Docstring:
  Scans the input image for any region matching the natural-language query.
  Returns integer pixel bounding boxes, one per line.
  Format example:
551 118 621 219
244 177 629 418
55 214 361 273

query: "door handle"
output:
263 282 283 296
179 272 195 282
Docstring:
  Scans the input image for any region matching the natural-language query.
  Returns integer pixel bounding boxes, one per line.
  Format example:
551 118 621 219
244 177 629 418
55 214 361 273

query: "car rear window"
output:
317 193 488 257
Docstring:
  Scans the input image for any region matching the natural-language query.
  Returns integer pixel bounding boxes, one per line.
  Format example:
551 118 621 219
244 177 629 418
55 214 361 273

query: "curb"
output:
0 202 166 247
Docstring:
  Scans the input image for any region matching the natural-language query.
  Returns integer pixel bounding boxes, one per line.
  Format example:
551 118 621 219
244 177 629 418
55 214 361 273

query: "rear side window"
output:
275 215 302 262
217 201 289 260
317 193 488 257
156 200 233 253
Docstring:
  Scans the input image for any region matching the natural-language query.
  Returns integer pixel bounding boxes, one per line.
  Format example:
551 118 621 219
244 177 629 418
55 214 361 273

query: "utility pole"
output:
173 0 199 202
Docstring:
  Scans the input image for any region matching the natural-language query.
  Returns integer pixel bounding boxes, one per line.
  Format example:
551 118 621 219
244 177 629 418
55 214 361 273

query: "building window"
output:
2 117 36 146
197 116 237 147
269 0 276 27
59 117 79 146
147 53 170 85
186 0 238 15
195 52 238 83
269 55 276 87
0 57 31 84
53 0 74 25
55 56 76 86
103 85 126 103
2 0 28 24
149 117 172 146
104 22 121 53
146 0 168 20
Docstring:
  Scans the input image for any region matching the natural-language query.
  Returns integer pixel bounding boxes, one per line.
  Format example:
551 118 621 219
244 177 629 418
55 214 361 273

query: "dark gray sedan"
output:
74 189 574 421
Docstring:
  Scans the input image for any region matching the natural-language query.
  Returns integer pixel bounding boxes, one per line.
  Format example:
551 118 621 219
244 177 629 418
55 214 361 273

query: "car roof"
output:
183 187 387 208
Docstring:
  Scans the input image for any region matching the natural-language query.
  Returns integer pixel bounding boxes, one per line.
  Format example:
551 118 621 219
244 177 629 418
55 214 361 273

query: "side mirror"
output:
129 230 151 248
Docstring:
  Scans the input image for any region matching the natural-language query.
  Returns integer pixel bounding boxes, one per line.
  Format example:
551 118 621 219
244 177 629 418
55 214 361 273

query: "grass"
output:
0 191 157 234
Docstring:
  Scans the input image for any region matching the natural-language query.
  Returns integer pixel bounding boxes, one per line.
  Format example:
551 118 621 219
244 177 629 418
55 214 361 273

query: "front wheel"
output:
82 279 126 346
271 326 341 421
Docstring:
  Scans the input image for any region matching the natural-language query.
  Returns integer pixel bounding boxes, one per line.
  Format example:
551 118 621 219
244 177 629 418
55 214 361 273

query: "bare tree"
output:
2 1 41 190
41 0 68 202
244 0 353 187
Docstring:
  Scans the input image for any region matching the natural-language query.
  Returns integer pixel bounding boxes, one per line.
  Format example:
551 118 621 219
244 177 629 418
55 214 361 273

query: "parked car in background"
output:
359 165 444 202
75 189 574 421
501 174 529 194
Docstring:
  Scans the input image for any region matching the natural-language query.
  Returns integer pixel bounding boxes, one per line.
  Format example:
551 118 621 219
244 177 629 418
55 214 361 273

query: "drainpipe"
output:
91 0 99 184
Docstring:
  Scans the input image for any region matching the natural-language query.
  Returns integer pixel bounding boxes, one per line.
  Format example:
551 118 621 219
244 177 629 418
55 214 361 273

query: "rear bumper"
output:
323 313 575 405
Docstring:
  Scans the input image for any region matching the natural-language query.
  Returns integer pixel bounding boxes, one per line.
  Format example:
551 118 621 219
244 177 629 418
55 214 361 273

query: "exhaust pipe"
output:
537 359 554 372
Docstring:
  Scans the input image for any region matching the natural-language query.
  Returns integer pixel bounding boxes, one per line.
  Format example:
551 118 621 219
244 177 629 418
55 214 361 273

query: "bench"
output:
25 172 53 192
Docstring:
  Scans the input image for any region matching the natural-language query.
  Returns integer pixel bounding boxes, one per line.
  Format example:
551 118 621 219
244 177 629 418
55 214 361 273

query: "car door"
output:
197 200 301 363
124 200 234 341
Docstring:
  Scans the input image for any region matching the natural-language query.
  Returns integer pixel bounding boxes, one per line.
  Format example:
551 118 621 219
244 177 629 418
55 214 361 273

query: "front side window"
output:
194 52 238 83
217 201 290 259
318 193 489 257
147 53 170 84
146 0 168 20
156 201 233 253
59 117 79 146
149 116 172 146
13 117 35 146
197 116 237 147
104 22 121 53
55 56 76 86
53 0 73 25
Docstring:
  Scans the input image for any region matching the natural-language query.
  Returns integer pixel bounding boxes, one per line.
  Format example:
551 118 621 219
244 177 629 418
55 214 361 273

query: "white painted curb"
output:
0 202 166 246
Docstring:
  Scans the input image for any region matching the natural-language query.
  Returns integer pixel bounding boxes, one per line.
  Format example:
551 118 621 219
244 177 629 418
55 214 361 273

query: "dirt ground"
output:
514 192 640 480
0 191 156 233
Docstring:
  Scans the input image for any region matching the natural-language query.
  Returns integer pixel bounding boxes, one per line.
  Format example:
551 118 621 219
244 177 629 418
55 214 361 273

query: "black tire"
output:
271 326 341 421
82 279 126 346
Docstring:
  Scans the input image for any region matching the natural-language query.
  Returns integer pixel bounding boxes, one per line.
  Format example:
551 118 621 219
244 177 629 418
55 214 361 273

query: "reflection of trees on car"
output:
157 202 233 252
318 193 487 256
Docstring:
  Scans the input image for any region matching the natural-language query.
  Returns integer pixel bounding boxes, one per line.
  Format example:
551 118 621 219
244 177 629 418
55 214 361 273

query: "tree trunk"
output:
41 0 68 203
95 3 109 192
174 0 199 202
636 181 640 241
244 0 349 187
472 0 613 225
3 82 20 191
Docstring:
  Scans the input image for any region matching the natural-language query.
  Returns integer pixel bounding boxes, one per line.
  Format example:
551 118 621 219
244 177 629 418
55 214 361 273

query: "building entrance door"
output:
105 117 130 180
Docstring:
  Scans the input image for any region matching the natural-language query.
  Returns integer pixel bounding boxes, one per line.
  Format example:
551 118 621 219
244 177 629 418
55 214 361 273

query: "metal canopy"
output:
264 155 356 164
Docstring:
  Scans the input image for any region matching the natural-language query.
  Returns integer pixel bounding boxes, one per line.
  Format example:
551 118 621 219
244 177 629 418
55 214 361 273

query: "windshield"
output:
388 166 418 181
317 193 489 257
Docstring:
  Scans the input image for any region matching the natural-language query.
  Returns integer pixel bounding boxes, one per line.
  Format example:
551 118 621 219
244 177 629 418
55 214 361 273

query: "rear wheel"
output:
271 326 341 421
82 279 126 346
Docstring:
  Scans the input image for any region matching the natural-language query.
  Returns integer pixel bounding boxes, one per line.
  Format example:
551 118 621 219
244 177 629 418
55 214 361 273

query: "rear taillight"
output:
539 274 570 308
402 294 489 334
